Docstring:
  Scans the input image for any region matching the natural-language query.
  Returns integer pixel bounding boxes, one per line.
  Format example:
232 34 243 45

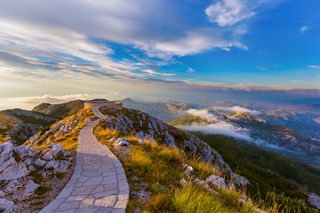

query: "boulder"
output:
0 159 29 181
14 146 35 158
179 178 187 187
50 143 64 157
233 174 250 187
0 190 5 198
114 138 130 147
42 152 53 161
33 158 46 168
206 175 227 190
23 158 33 166
23 180 39 197
28 165 36 172
46 160 70 173
182 164 194 176
0 198 14 212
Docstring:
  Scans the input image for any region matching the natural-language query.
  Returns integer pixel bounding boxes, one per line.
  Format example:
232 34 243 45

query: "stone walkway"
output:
41 106 129 213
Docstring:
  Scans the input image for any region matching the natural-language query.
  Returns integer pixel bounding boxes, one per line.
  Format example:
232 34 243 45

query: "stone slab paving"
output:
41 106 129 213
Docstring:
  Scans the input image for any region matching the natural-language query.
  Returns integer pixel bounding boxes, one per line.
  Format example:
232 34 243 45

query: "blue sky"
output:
0 0 319 104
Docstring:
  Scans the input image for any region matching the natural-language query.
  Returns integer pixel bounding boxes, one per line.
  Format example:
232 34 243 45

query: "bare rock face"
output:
0 198 14 212
308 193 320 209
0 158 29 181
0 142 14 165
206 175 228 190
41 152 53 161
23 180 39 197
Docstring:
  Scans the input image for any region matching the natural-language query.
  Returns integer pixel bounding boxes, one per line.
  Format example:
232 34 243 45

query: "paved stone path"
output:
41 106 129 213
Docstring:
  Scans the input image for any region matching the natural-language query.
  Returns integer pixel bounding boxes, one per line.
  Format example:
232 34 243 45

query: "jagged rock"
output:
53 160 70 173
28 165 36 172
182 164 194 176
165 131 175 147
4 180 20 194
179 178 187 187
50 143 64 157
308 193 320 209
42 152 53 161
23 179 39 197
44 160 55 170
33 158 46 168
113 138 130 147
0 158 29 181
14 146 35 158
135 131 144 143
206 175 227 190
45 160 69 173
0 142 14 165
0 198 14 212
63 151 71 157
24 158 33 166
233 174 250 187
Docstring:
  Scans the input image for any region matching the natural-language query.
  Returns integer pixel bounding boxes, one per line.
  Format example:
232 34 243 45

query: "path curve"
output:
41 105 129 213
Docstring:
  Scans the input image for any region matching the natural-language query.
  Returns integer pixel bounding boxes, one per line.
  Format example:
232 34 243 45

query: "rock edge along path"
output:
41 105 129 213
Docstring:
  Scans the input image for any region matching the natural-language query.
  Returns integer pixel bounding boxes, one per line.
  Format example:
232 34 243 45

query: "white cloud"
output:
205 0 255 27
178 121 252 141
300 25 311 33
187 109 218 122
141 69 176 76
308 65 320 70
215 105 260 115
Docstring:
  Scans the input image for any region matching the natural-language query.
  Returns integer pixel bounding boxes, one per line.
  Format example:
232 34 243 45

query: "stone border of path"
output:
40 105 129 213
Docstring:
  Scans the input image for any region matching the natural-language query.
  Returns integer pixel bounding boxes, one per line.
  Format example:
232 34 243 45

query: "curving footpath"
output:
41 105 129 213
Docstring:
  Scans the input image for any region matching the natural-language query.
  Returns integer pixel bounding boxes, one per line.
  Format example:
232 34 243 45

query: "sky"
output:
0 0 320 108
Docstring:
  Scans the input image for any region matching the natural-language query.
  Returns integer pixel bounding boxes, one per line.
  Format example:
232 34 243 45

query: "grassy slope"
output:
94 122 311 213
194 133 320 212
32 100 84 119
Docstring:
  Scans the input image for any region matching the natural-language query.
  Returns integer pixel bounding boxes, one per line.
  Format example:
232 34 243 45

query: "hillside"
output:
32 100 85 119
122 98 191 122
196 133 320 212
0 109 57 145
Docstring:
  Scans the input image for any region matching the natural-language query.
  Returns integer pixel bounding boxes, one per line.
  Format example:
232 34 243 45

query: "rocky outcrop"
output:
308 193 320 209
100 105 234 179
0 141 72 211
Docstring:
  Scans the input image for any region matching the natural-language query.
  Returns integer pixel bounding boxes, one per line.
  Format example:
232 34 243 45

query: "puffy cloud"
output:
205 0 255 27
179 121 252 141
215 106 260 115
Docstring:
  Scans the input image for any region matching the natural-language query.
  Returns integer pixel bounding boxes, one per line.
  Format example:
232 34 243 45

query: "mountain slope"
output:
32 100 85 119
0 109 57 145
122 98 191 122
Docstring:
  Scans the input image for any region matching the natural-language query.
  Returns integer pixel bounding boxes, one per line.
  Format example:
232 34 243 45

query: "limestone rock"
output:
33 158 46 168
23 179 39 197
113 138 130 147
0 158 29 181
179 178 187 187
0 198 14 212
206 175 227 190
0 142 14 165
50 143 64 157
165 131 175 147
308 193 320 209
233 174 250 187
42 152 53 161
182 164 194 176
